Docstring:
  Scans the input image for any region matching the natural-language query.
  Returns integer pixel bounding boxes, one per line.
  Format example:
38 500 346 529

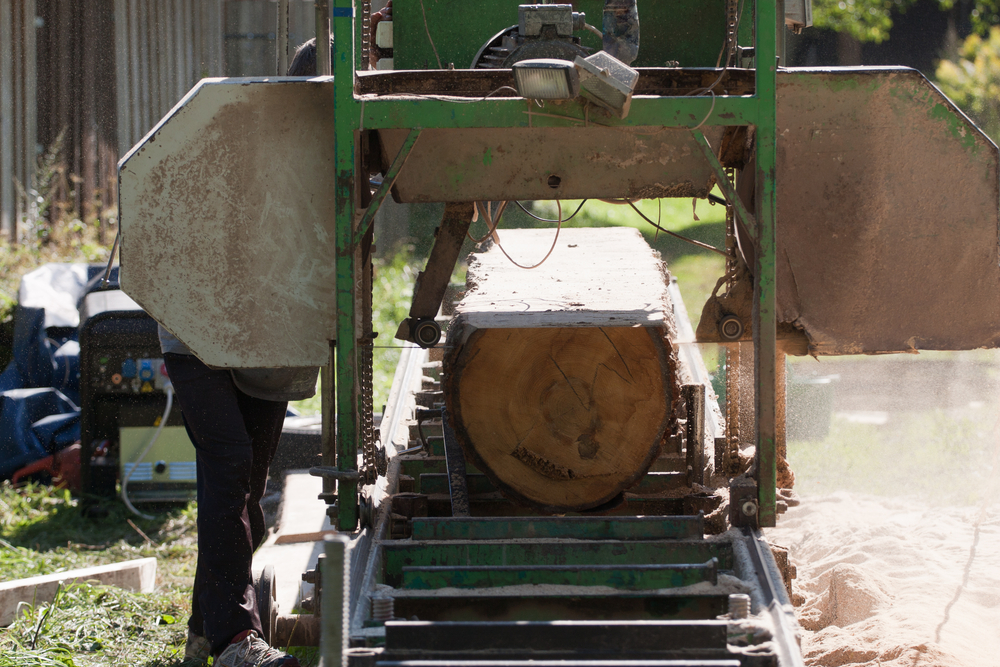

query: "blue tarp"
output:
0 388 80 479
0 263 114 479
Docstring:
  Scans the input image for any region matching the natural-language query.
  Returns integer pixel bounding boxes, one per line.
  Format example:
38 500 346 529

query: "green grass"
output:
788 407 998 506
0 483 199 666
0 483 320 666
785 352 1000 507
0 581 191 666
290 250 417 416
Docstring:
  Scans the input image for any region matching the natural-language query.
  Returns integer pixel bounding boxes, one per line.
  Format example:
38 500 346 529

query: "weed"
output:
0 581 189 666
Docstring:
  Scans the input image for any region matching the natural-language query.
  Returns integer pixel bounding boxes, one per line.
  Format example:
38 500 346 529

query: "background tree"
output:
936 26 1000 140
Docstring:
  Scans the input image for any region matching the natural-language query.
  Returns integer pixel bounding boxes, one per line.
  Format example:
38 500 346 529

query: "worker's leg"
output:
238 391 287 551
163 353 262 656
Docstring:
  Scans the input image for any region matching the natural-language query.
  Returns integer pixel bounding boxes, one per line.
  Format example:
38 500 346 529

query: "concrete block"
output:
0 557 157 626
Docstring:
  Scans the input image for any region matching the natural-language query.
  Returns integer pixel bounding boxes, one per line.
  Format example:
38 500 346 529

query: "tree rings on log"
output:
443 227 680 513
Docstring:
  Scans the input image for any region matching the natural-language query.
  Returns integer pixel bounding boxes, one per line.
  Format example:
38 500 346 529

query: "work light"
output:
512 59 580 100
574 51 639 118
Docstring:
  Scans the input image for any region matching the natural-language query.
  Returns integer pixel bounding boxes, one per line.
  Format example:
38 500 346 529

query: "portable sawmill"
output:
116 1 1000 665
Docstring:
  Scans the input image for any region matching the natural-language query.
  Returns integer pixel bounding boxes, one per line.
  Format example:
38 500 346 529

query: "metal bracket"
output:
354 128 421 246
309 466 362 482
395 202 475 344
691 129 757 241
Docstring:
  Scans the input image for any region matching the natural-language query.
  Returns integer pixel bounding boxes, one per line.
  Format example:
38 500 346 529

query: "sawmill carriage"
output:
115 1 1000 665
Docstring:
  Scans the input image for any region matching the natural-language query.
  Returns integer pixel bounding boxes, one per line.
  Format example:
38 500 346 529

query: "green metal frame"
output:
328 0 779 530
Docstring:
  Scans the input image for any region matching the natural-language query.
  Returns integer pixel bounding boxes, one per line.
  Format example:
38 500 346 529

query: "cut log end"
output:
445 325 675 512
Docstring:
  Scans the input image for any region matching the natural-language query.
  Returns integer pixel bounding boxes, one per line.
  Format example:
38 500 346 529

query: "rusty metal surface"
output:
379 125 726 203
118 78 337 368
776 67 1000 354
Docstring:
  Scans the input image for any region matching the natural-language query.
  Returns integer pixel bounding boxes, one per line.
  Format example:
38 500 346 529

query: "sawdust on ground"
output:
767 492 1000 667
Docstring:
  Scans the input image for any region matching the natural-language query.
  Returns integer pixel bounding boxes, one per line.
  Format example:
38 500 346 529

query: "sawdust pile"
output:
767 493 1000 667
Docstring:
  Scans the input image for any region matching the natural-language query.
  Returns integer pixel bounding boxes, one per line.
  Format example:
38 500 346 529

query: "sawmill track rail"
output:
333 334 804 667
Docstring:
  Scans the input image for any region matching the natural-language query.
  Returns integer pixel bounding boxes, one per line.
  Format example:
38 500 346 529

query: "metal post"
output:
321 534 351 667
276 0 289 75
322 342 336 495
317 0 332 76
754 0 779 527
333 0 359 530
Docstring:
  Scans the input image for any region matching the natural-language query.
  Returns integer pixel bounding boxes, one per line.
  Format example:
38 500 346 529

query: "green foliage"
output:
810 0 1000 44
811 0 916 43
970 1 1000 34
936 26 1000 140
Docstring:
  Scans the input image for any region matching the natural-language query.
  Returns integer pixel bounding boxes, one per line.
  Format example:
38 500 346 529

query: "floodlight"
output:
574 50 639 118
512 59 580 100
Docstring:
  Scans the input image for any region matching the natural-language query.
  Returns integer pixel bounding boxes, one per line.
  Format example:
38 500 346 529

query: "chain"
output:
723 166 740 475
361 0 372 70
359 250 378 483
724 0 740 67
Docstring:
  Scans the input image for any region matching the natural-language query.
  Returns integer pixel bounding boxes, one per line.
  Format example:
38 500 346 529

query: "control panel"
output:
89 352 171 395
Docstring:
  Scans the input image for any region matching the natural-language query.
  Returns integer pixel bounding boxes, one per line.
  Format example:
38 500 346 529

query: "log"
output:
444 227 680 512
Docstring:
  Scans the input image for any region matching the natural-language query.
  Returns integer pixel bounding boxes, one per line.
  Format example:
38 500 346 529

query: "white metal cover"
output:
118 77 337 368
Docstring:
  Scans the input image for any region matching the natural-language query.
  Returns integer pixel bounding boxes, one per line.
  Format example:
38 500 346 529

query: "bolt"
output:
741 500 758 517
728 593 751 619
371 595 395 622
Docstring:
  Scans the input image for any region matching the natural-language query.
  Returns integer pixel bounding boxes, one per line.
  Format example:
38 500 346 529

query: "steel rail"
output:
745 528 805 667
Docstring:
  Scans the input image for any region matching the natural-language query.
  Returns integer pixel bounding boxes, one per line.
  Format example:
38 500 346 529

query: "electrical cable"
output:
418 0 442 69
514 199 586 223
375 86 520 104
494 200 563 270
467 201 508 244
627 201 727 256
121 382 173 520
690 0 746 99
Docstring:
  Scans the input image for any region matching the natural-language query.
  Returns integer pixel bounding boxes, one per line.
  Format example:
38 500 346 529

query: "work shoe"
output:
216 630 300 667
184 628 211 662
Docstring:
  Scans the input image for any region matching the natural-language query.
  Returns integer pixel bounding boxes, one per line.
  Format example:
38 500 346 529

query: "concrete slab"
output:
253 470 332 616
0 557 157 626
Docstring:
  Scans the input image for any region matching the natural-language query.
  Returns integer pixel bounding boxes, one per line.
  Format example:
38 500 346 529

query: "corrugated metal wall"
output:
0 0 37 242
36 0 119 235
225 0 316 76
4 1 318 243
113 0 225 155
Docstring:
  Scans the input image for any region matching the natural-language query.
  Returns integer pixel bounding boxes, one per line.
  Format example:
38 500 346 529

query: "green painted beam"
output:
691 129 757 240
399 456 481 478
333 0 359 531
354 128 421 245
418 473 496 496
415 472 687 497
383 540 733 587
400 560 718 590
629 472 689 495
409 515 704 541
754 0 779 529
390 591 730 622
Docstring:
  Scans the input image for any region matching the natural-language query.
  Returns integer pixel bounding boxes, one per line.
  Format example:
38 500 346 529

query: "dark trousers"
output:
163 353 287 656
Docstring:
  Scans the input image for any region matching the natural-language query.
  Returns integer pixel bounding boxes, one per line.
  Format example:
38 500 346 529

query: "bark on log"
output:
443 227 680 512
